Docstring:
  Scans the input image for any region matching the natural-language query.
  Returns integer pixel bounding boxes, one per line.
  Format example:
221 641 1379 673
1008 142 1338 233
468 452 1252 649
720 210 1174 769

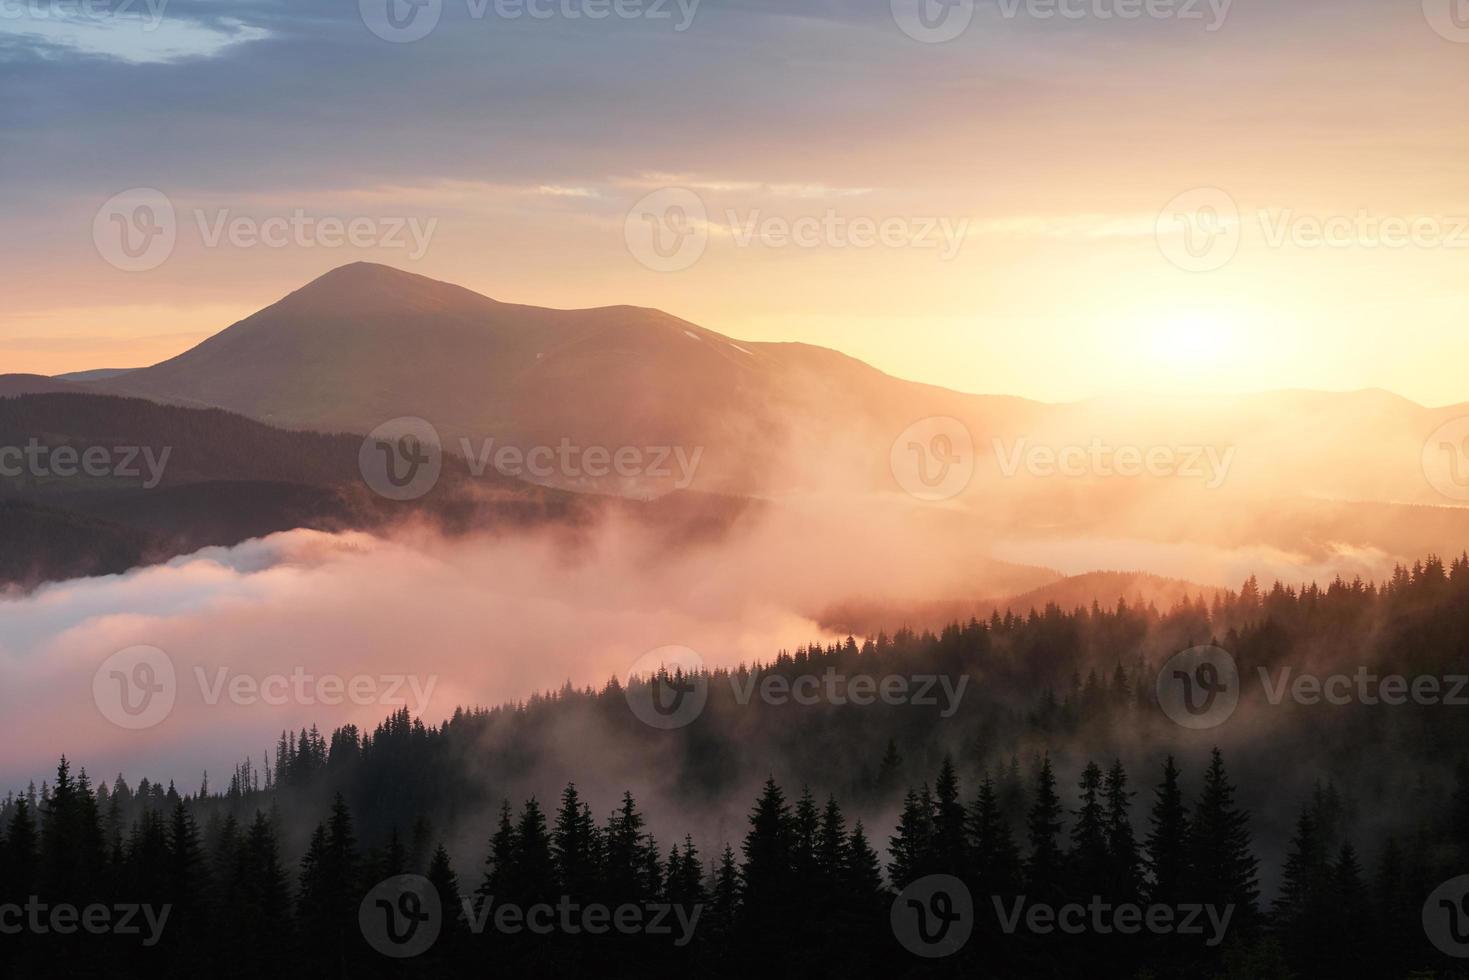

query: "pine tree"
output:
231 811 292 972
887 788 935 888
552 784 600 901
708 844 741 942
0 799 39 908
1145 755 1191 906
1103 759 1142 903
603 791 657 904
40 757 89 901
168 799 207 948
843 821 888 911
1071 761 1110 897
968 774 1021 897
792 787 821 882
1327 842 1372 976
934 756 969 878
875 739 903 800
741 778 794 929
667 835 707 906
1272 805 1326 969
478 801 518 902
297 795 361 976
1188 749 1259 934
1025 756 1065 901
816 795 847 897
511 797 555 905
426 843 465 945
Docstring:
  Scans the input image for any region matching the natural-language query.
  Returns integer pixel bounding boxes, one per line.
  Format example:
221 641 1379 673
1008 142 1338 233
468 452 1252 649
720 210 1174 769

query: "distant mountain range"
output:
4 261 1467 594
0 391 748 589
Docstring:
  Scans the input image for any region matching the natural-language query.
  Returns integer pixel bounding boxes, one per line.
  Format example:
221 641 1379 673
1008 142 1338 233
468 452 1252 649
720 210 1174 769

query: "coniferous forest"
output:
6 554 1469 978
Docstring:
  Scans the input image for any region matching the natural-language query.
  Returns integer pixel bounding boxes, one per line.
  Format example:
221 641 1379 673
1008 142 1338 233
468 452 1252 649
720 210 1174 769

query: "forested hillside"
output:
5 556 1469 976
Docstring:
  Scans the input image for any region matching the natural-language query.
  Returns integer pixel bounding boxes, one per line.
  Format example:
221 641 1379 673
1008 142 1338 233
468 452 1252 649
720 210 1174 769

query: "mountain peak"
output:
273 262 501 318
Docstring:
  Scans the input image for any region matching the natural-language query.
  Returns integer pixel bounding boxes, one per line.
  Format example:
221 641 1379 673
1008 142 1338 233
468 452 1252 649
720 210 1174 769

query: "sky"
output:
3 0 1468 404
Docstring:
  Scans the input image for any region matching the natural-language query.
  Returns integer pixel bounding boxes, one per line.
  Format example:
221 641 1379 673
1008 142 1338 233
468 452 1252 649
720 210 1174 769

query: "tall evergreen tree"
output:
510 797 555 905
552 783 601 901
934 756 969 878
968 774 1021 897
1145 756 1191 906
1103 759 1142 903
1071 761 1110 897
478 801 518 902
1188 749 1259 934
741 778 794 930
887 787 935 888
1025 756 1065 901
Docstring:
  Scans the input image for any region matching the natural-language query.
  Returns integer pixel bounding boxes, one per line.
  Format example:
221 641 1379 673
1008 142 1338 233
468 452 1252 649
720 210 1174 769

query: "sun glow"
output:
1143 310 1239 379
